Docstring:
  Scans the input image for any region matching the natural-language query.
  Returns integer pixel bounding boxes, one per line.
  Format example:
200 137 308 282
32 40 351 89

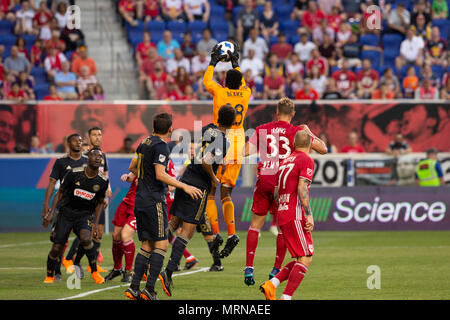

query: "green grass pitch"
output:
0 230 449 300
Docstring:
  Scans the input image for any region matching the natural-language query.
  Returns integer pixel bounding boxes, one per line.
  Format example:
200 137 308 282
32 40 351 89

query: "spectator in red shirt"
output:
44 29 66 54
119 0 138 26
296 78 319 100
302 1 326 32
16 37 30 60
0 0 15 22
166 79 182 101
270 33 293 64
356 59 379 99
327 5 342 33
139 0 161 22
138 47 164 98
147 61 168 99
30 38 43 66
181 84 198 101
306 48 329 77
33 1 52 38
263 65 285 99
341 131 365 153
7 82 28 102
136 31 156 67
331 58 356 99
43 84 63 101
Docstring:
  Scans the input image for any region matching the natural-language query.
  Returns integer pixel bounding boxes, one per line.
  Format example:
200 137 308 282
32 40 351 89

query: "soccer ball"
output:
218 41 235 62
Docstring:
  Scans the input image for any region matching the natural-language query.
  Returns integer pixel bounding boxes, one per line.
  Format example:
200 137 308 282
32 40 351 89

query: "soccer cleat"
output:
91 271 105 284
125 287 142 300
43 276 54 283
54 273 62 282
244 267 255 286
209 264 224 272
158 270 173 297
88 265 108 273
104 269 123 281
73 264 84 279
269 267 280 280
140 287 158 300
121 270 132 283
184 258 199 270
62 258 74 274
97 250 103 263
259 280 276 300
219 234 240 258
210 233 224 253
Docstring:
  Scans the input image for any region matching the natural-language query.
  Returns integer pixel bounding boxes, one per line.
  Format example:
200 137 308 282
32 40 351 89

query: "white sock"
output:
281 294 292 300
270 277 280 288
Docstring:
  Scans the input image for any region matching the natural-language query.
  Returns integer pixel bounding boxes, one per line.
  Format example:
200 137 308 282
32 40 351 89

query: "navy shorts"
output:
51 211 92 245
135 201 168 242
170 187 208 225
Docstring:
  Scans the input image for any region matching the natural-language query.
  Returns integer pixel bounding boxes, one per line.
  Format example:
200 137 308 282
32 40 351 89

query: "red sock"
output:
183 247 192 259
274 260 296 283
122 240 135 271
246 227 260 268
283 262 308 297
169 234 175 244
112 240 123 270
273 233 287 269
62 241 68 256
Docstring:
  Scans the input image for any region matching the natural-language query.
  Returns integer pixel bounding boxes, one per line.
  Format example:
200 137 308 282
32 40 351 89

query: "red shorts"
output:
280 220 314 258
112 201 136 231
251 178 277 215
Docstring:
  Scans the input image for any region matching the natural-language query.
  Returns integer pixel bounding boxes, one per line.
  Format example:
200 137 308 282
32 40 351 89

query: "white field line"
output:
0 237 75 249
57 267 210 300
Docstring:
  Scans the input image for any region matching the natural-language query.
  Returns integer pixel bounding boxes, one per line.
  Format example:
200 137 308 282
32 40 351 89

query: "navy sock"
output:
83 241 97 272
131 248 151 291
166 236 188 276
66 238 80 260
207 240 221 266
146 249 166 290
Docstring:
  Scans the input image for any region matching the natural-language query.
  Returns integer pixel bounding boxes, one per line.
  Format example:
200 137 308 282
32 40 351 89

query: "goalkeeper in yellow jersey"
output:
202 43 251 260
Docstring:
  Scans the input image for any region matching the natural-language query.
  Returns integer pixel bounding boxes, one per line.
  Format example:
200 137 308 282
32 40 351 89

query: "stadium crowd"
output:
119 0 450 101
0 0 105 101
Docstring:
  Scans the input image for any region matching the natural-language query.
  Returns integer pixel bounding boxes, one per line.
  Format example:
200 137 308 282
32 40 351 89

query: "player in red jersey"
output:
260 130 315 300
105 160 138 283
166 159 199 270
244 97 326 286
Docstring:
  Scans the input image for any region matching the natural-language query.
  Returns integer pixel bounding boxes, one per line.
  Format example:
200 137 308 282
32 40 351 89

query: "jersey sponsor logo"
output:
307 168 313 177
74 188 96 200
308 244 314 253
159 154 166 162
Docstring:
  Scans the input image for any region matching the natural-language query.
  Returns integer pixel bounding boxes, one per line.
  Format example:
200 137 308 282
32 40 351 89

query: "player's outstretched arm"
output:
121 172 136 183
300 124 327 154
203 44 224 93
298 178 314 232
154 163 203 200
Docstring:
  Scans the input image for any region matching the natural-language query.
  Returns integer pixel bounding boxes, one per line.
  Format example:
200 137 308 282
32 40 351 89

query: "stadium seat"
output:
0 34 16 46
432 19 449 40
400 65 420 80
128 30 144 47
34 83 50 100
280 20 300 37
360 34 379 47
191 31 203 44
289 34 300 46
167 21 187 39
146 20 165 33
256 5 264 17
276 5 292 21
210 5 225 21
0 20 12 34
383 49 399 67
431 65 444 80
232 6 244 25
269 36 278 48
21 34 37 45
211 20 229 33
213 30 229 42
382 34 403 52
188 21 207 33
361 50 381 69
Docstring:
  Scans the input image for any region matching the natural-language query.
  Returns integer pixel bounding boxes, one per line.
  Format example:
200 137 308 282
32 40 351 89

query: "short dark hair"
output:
153 113 173 134
88 127 102 135
124 137 132 143
88 147 103 155
225 69 243 90
67 133 81 143
217 104 236 128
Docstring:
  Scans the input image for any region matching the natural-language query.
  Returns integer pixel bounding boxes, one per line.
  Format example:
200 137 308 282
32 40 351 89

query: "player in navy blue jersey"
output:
43 148 109 284
125 113 203 301
41 133 87 280
158 104 236 298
